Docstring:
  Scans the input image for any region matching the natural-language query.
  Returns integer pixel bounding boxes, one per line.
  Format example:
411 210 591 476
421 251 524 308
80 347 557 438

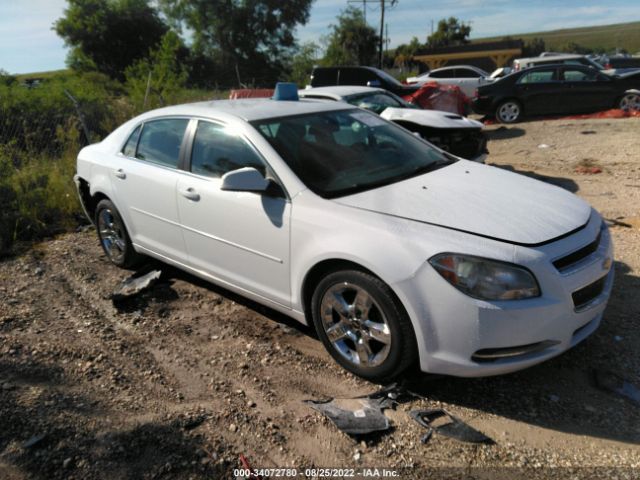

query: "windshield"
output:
584 58 604 70
373 68 404 86
345 91 417 114
252 109 455 198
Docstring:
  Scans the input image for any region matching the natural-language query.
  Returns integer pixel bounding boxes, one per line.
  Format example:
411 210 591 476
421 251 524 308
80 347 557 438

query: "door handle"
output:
114 169 126 179
179 187 200 201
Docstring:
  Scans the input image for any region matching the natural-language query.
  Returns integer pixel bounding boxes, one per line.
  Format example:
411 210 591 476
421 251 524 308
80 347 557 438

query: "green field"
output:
474 21 640 54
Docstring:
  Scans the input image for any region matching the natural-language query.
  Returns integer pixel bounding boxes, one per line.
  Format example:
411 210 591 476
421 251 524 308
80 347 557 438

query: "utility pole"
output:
385 22 391 57
348 0 397 68
378 0 385 68
378 0 398 68
348 0 368 24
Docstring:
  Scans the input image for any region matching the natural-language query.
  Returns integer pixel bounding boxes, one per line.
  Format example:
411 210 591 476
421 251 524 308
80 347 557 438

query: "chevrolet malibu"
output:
74 88 614 381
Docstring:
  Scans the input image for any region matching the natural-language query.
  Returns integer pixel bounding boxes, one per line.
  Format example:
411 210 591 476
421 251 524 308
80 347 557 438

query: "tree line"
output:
50 2 484 89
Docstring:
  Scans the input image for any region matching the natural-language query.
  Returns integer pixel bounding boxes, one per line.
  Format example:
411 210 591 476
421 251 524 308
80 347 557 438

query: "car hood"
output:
335 160 591 245
380 107 483 130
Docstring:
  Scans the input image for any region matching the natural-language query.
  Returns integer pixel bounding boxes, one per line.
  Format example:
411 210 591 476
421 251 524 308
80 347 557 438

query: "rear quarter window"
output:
122 125 141 157
311 69 338 86
428 70 450 79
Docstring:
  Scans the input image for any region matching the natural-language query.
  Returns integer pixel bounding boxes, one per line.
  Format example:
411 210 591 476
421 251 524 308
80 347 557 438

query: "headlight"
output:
429 253 540 300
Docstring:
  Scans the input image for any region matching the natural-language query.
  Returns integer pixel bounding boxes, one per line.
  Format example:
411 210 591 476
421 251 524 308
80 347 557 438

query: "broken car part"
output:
409 409 494 445
111 270 162 303
305 397 391 435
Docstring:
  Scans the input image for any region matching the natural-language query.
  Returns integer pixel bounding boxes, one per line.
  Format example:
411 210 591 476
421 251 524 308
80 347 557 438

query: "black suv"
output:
310 66 419 97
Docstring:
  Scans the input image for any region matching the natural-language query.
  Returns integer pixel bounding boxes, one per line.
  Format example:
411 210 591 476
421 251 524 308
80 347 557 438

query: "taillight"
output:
474 88 479 98
605 63 612 69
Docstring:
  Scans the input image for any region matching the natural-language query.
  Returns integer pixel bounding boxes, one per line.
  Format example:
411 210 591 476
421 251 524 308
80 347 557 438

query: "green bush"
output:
0 71 122 153
0 69 231 253
0 122 81 252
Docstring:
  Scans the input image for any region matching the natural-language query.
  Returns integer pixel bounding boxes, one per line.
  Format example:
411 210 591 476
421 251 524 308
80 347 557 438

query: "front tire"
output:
495 99 522 123
618 93 640 111
95 199 142 268
310 270 418 382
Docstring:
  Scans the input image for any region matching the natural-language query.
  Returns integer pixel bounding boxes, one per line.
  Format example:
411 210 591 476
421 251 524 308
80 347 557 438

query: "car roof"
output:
520 63 591 71
137 98 354 122
299 85 387 100
313 65 380 72
515 54 585 64
431 65 484 72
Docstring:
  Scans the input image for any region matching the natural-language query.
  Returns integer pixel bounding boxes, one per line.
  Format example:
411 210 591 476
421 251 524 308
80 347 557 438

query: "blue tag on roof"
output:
272 82 299 101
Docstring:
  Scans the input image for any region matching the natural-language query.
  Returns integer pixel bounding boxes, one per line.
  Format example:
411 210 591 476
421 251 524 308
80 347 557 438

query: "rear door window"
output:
454 68 480 78
135 119 189 168
518 70 557 84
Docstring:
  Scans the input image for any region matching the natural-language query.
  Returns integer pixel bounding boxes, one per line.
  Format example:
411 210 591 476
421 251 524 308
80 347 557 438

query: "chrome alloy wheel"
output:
97 208 126 263
497 101 520 123
619 93 640 111
320 282 391 368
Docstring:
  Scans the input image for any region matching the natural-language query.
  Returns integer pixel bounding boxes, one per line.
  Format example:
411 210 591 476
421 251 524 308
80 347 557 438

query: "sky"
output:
1 0 639 74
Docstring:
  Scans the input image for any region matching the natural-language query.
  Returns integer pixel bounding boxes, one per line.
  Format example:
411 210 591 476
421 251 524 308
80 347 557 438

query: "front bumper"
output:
395 216 614 377
472 96 494 115
73 174 95 225
424 129 488 162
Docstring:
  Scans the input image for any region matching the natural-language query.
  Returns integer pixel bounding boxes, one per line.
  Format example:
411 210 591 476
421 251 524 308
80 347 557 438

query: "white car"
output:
299 86 487 162
512 54 633 75
406 66 494 98
74 84 614 381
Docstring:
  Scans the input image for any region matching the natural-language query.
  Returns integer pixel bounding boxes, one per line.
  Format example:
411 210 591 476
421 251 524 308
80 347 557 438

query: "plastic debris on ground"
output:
402 82 470 115
111 270 162 303
592 370 640 406
304 383 410 436
575 166 602 174
305 397 391 435
409 409 494 445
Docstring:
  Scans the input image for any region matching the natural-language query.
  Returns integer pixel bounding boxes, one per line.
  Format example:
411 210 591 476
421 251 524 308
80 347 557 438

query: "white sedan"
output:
75 85 614 381
406 65 494 98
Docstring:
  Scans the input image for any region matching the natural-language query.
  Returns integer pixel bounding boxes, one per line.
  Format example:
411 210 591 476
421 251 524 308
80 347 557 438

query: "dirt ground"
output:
1 117 639 479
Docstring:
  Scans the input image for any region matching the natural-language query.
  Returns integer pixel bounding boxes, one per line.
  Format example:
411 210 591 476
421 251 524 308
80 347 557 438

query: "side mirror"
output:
367 80 381 87
221 167 270 192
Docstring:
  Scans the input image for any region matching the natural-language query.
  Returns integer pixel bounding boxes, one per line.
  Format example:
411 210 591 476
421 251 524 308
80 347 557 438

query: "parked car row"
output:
75 83 614 381
473 64 640 123
399 52 640 122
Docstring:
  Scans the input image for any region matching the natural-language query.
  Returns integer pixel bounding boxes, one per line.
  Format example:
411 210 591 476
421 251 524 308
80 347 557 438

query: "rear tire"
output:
95 199 142 268
495 99 522 123
310 270 418 382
